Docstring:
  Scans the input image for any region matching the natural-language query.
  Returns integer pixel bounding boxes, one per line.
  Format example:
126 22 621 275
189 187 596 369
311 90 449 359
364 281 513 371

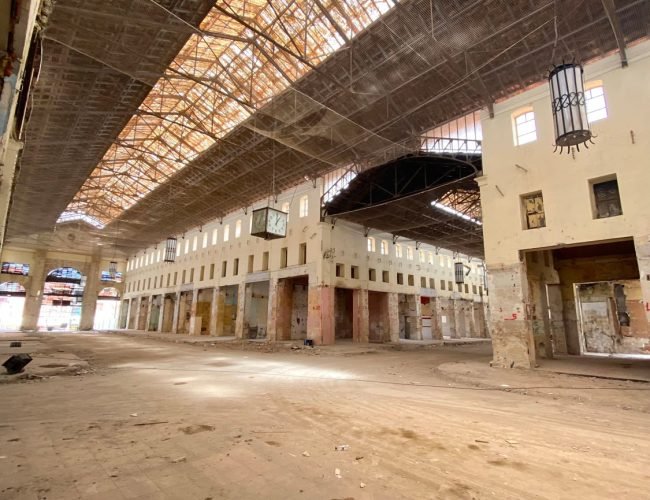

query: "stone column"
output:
21 250 47 331
171 292 181 334
387 292 400 343
274 279 293 341
410 294 422 340
235 284 246 339
430 297 443 340
79 256 101 330
488 263 535 369
352 288 369 343
447 298 458 338
209 287 219 336
144 296 154 332
307 284 335 345
266 277 279 342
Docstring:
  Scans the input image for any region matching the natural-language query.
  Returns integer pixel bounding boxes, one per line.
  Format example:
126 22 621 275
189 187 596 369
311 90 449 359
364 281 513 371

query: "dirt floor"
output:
1 333 649 500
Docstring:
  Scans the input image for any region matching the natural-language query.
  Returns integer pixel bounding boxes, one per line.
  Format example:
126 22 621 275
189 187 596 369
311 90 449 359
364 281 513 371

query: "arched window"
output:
367 237 376 252
512 108 537 145
299 195 309 218
380 240 388 255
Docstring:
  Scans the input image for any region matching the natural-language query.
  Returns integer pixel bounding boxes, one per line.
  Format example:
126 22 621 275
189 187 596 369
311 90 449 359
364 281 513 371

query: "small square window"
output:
408 275 414 286
233 258 239 276
248 255 254 273
221 261 227 278
299 243 307 265
522 191 546 229
429 278 435 289
382 270 389 283
262 252 269 271
280 247 288 268
351 266 359 279
440 280 446 290
420 276 427 288
369 268 376 281
336 263 344 278
591 177 622 219
397 273 404 285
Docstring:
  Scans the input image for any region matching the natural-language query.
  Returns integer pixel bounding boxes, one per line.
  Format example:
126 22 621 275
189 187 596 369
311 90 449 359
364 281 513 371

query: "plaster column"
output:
157 295 166 332
235 284 246 339
411 294 422 340
79 257 101 330
447 298 458 338
188 288 200 335
387 292 400 343
144 296 154 332
209 287 220 336
488 263 535 369
171 292 181 334
266 277 279 342
353 288 369 343
307 284 335 345
20 250 47 331
274 279 293 341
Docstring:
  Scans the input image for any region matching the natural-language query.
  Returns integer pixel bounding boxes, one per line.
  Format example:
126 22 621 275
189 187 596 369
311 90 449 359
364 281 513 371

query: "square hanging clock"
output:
251 207 288 240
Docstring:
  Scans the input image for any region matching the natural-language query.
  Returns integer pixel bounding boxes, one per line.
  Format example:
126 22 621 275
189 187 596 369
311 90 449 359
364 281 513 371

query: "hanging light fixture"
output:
454 262 465 284
108 261 117 279
164 237 177 263
548 62 593 153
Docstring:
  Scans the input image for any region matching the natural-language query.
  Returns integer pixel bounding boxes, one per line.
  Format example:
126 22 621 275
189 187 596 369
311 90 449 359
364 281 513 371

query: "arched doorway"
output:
94 287 120 330
0 282 26 330
38 267 85 331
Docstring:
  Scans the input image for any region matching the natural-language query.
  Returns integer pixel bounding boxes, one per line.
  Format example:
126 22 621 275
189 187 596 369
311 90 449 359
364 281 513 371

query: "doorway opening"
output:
276 276 308 341
38 267 84 331
94 287 120 330
0 282 26 330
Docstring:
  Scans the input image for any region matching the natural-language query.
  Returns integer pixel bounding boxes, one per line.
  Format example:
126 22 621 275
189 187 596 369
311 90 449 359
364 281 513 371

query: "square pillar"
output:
235 284 246 339
266 277 280 342
307 284 335 345
209 287 220 336
430 297 443 340
21 250 47 331
144 296 154 331
80 256 101 331
488 263 535 368
171 292 181 334
188 288 200 336
353 288 369 343
387 292 400 343
448 299 458 338
157 296 166 333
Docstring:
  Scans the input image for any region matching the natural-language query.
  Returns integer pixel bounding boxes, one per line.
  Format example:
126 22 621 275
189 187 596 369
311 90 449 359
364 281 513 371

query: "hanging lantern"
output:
108 261 117 279
454 262 465 284
548 63 593 153
164 237 177 263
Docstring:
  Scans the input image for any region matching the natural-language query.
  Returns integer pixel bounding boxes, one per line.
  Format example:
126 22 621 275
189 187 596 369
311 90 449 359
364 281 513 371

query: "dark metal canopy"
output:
323 153 483 257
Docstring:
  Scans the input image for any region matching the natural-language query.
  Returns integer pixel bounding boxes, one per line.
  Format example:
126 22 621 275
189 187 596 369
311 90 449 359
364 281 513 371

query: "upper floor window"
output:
591 176 622 219
428 252 434 265
212 228 218 245
513 110 537 145
235 219 242 238
299 195 309 218
419 250 426 263
202 232 208 248
192 235 198 252
585 84 607 123
184 239 190 254
223 224 230 242
395 244 403 258
380 240 389 255
367 237 376 252
406 247 413 260
522 191 546 229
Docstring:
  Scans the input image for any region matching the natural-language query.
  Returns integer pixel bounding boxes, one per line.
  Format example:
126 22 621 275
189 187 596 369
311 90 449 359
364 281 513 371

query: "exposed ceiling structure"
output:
5 0 650 254
323 153 483 257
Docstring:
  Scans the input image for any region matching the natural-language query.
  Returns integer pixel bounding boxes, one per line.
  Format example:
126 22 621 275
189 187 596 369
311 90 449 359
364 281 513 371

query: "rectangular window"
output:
428 252 434 265
408 275 414 286
184 239 190 254
448 281 453 291
160 274 163 288
192 236 198 252
351 266 359 279
380 240 388 255
591 178 622 219
367 237 375 252
419 251 426 263
235 219 242 238
585 85 607 123
395 244 403 258
280 247 288 268
154 276 157 288
189 268 194 282
299 195 309 217
464 284 469 294
406 247 413 260
397 273 404 285
420 276 427 288
299 243 307 265
210 263 215 280
472 284 477 294
369 268 376 281
212 228 218 245
514 110 537 145
166 273 171 287
223 224 230 242
429 278 435 289
200 266 205 281
336 263 344 278
173 272 178 286
221 261 227 278
147 277 151 289
262 251 269 271
382 270 389 283
202 233 208 248
182 270 186 284
233 258 239 276
522 191 546 229
440 280 446 290
248 255 254 273
457 283 462 292
479 286 484 295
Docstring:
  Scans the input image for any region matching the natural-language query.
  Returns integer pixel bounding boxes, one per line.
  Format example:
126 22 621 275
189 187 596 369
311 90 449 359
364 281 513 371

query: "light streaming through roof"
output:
58 0 396 228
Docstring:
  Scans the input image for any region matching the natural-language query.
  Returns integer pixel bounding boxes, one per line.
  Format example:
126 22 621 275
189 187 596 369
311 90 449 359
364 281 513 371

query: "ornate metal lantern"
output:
454 262 465 284
548 63 592 152
108 261 117 278
164 237 177 263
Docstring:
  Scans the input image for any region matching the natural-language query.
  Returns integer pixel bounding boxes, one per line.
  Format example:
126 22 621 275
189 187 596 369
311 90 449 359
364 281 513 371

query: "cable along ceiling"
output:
59 0 396 228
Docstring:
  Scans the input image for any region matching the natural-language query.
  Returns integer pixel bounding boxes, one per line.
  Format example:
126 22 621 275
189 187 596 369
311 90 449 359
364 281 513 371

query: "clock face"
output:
267 209 287 236
251 209 268 234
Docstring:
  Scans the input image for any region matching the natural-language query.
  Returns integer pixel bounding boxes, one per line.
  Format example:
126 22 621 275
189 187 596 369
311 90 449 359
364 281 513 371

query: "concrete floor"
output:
1 333 649 499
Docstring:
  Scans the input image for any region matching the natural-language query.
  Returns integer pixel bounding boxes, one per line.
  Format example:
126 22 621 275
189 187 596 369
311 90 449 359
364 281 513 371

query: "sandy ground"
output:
0 333 649 500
